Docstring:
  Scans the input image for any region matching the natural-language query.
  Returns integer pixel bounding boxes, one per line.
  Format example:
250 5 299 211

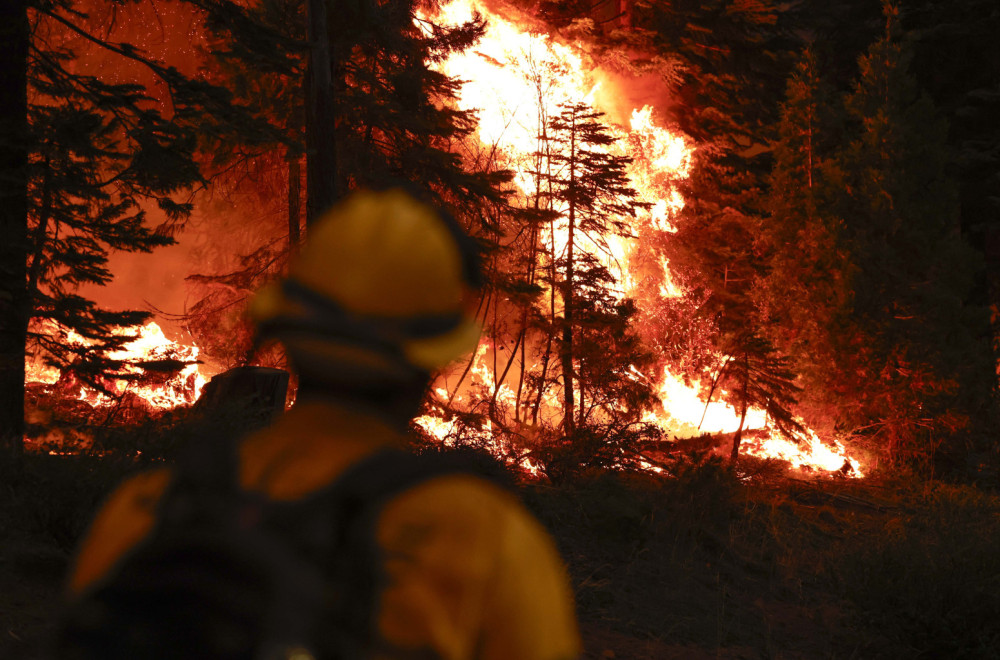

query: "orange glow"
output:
417 0 864 477
27 321 209 411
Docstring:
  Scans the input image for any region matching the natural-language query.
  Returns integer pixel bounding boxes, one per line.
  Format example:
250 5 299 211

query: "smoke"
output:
591 69 673 129
60 0 290 348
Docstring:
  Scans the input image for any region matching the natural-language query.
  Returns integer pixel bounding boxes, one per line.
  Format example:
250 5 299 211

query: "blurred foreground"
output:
2 432 998 659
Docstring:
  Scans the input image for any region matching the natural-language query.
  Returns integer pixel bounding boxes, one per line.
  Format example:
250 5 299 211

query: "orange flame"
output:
422 0 863 477
26 321 209 410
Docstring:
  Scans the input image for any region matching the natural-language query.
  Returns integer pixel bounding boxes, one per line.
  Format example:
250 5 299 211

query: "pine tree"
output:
0 0 31 451
529 102 656 446
179 0 511 366
329 1 506 210
183 0 308 366
756 48 848 434
190 0 508 218
719 332 804 462
829 4 990 462
0 0 270 451
903 0 1000 401
200 0 306 247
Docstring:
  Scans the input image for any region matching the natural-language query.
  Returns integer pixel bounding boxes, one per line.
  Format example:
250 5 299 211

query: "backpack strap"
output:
148 440 494 660
296 448 490 659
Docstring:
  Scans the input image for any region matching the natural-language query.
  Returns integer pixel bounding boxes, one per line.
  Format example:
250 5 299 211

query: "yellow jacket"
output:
68 400 581 660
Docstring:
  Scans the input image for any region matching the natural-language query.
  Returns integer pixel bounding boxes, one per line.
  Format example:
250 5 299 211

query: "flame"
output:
650 368 862 474
417 0 864 477
415 344 544 475
26 321 209 410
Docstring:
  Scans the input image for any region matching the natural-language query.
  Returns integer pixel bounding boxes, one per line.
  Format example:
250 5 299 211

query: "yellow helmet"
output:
250 188 482 376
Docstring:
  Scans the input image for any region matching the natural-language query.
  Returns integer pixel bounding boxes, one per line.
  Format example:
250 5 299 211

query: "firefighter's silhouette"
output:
65 188 582 660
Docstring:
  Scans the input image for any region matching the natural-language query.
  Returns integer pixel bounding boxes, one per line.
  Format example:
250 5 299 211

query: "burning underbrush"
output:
24 321 215 456
22 317 867 480
412 342 865 482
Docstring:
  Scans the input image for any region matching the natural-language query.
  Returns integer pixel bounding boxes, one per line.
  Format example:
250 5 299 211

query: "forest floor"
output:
2 448 1000 659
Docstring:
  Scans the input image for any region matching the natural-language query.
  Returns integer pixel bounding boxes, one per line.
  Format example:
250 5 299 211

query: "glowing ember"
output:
26 321 209 410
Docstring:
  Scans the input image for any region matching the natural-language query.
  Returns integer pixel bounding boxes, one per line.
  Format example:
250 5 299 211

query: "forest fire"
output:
26 321 208 411
416 0 864 477
6 0 998 656
16 0 864 476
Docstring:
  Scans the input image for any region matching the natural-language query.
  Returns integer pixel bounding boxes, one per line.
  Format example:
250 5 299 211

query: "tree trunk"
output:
0 0 29 454
305 0 337 223
287 150 302 251
560 119 577 435
730 353 750 464
730 400 749 464
531 148 558 427
513 218 540 422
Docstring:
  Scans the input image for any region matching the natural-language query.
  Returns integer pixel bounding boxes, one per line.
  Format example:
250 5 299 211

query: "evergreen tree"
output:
828 4 990 462
329 1 507 210
756 47 848 434
539 102 648 434
718 332 804 463
184 0 308 366
180 0 511 366
903 0 1000 395
786 0 884 92
0 0 273 451
0 0 31 451
200 0 306 247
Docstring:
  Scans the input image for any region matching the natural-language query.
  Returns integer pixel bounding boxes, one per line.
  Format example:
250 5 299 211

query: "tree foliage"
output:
759 5 993 464
181 0 512 366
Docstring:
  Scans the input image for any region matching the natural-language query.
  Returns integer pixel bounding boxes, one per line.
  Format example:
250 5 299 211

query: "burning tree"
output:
406 0 865 476
0 0 257 451
536 102 653 434
181 0 510 367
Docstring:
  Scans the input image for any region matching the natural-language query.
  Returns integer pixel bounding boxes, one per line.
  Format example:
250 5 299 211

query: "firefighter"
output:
65 188 582 660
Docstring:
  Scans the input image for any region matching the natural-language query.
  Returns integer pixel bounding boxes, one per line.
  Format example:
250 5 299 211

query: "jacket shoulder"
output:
68 467 172 594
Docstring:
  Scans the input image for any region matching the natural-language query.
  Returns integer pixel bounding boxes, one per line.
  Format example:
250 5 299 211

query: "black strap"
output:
256 279 465 364
305 448 489 657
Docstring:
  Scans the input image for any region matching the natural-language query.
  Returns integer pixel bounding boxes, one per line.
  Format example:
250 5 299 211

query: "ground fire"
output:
26 321 210 435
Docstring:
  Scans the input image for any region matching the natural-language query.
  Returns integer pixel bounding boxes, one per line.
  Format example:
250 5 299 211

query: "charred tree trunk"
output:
530 142 558 428
0 0 29 454
305 0 337 222
730 401 749 465
446 290 491 405
512 213 540 421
